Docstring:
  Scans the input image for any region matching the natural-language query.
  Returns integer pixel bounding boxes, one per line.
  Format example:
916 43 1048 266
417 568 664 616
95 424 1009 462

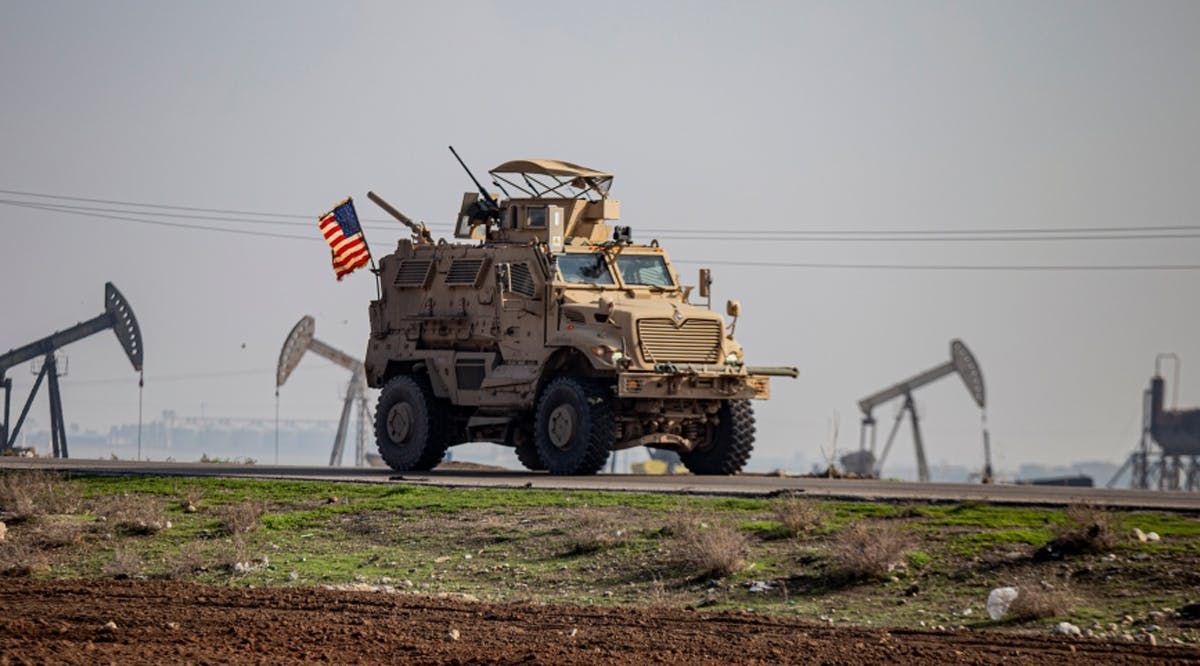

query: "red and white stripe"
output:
319 213 371 280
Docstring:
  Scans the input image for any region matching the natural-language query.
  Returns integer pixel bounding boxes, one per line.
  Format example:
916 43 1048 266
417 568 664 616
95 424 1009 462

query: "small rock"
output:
1143 624 1160 633
448 628 460 641
1147 634 1157 646
101 621 118 632
1146 532 1161 542
1122 633 1135 642
288 571 299 582
569 628 578 637
1131 528 1147 542
1123 614 1135 624
747 581 772 593
986 587 1019 621
1053 622 1082 637
184 503 198 513
166 622 179 631
0 521 6 542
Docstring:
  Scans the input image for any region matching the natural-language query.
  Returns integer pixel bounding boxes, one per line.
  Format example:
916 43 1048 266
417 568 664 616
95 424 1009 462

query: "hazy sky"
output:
1 1 1197 475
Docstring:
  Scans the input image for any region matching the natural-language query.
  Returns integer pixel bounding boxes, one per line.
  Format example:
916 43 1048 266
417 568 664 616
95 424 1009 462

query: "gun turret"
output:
449 145 501 226
367 191 433 244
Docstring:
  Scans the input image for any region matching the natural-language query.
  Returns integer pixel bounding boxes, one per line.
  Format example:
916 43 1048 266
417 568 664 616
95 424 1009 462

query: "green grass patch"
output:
946 528 1054 556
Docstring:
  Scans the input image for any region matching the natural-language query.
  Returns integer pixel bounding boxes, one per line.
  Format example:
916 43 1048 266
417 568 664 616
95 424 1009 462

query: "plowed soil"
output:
0 580 1193 665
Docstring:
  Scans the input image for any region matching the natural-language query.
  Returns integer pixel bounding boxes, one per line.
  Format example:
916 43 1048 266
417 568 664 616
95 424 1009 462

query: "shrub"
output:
672 519 751 579
104 546 143 579
93 495 170 535
831 521 912 579
0 541 50 577
0 471 81 523
167 542 207 578
217 500 264 536
771 496 826 537
565 510 628 555
26 519 86 548
1035 504 1119 561
1008 584 1073 621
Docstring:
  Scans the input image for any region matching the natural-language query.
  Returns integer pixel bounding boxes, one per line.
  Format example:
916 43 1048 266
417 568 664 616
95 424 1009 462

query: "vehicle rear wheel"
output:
680 400 755 475
534 377 614 475
508 416 545 472
374 375 451 471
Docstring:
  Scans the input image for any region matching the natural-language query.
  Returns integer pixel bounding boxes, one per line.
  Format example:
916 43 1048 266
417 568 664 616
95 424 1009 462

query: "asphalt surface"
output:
3 456 1198 511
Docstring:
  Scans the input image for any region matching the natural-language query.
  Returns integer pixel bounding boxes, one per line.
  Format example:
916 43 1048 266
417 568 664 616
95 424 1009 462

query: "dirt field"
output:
0 579 1194 665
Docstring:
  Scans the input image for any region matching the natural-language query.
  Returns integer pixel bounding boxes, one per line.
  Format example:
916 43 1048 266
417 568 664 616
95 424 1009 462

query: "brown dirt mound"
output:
0 579 1193 665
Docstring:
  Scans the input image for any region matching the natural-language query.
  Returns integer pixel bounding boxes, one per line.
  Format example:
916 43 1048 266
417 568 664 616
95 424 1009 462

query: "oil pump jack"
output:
845 340 990 483
1 283 144 457
276 316 369 467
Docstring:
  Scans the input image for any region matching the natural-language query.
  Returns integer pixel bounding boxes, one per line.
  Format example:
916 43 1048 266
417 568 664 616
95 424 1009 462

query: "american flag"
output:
319 198 371 280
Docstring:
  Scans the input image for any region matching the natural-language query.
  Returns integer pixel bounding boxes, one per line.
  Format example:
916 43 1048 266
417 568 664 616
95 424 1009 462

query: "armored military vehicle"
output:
363 149 797 475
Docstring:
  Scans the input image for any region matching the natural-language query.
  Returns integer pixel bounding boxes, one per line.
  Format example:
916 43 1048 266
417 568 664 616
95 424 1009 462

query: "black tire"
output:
373 375 451 471
508 415 546 472
534 377 615 475
680 400 755 475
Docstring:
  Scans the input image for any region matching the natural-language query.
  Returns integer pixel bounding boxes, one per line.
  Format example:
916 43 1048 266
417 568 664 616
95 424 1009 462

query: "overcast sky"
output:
1 1 1197 476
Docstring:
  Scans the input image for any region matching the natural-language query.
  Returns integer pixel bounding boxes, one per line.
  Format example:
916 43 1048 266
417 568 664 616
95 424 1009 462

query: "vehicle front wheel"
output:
534 377 614 475
374 375 451 471
680 400 755 475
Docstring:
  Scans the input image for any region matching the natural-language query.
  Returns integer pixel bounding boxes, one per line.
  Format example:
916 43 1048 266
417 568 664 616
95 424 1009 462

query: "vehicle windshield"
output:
556 253 615 286
615 254 675 287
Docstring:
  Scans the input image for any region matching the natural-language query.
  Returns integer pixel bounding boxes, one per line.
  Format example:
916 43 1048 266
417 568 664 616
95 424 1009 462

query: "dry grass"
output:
1057 504 1119 551
93 495 171 535
25 518 86 549
564 510 628 555
166 542 207 578
771 496 827 537
671 515 751 579
831 521 912 579
104 546 143 579
0 471 82 523
1008 583 1074 621
180 486 204 511
216 500 264 536
0 541 50 577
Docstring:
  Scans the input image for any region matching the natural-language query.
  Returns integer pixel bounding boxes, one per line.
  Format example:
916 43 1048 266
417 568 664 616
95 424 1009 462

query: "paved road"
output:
2 457 1198 510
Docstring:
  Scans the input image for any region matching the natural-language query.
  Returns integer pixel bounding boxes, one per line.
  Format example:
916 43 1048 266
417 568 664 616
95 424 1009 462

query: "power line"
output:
673 259 1200 271
652 231 1200 242
4 188 1199 271
6 187 1197 239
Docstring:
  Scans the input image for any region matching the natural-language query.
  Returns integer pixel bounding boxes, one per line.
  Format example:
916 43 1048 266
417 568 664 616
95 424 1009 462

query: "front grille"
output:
636 318 722 364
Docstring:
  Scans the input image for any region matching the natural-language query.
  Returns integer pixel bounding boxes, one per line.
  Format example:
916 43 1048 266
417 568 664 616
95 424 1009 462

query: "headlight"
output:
725 352 743 366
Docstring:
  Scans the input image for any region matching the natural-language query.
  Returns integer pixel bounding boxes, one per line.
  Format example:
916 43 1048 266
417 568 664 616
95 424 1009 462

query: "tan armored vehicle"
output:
364 150 797 475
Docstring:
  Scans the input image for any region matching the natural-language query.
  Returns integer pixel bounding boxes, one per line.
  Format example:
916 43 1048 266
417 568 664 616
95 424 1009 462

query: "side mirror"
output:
698 268 711 298
726 299 741 317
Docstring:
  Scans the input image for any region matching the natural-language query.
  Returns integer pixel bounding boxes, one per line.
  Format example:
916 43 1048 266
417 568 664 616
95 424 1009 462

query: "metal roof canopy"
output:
489 159 614 201
1 282 143 457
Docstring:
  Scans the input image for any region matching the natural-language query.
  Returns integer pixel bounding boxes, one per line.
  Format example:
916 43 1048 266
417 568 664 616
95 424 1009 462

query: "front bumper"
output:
616 367 771 400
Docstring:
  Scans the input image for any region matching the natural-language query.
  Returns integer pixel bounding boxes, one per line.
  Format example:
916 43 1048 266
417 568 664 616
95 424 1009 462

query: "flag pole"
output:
348 196 383 301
